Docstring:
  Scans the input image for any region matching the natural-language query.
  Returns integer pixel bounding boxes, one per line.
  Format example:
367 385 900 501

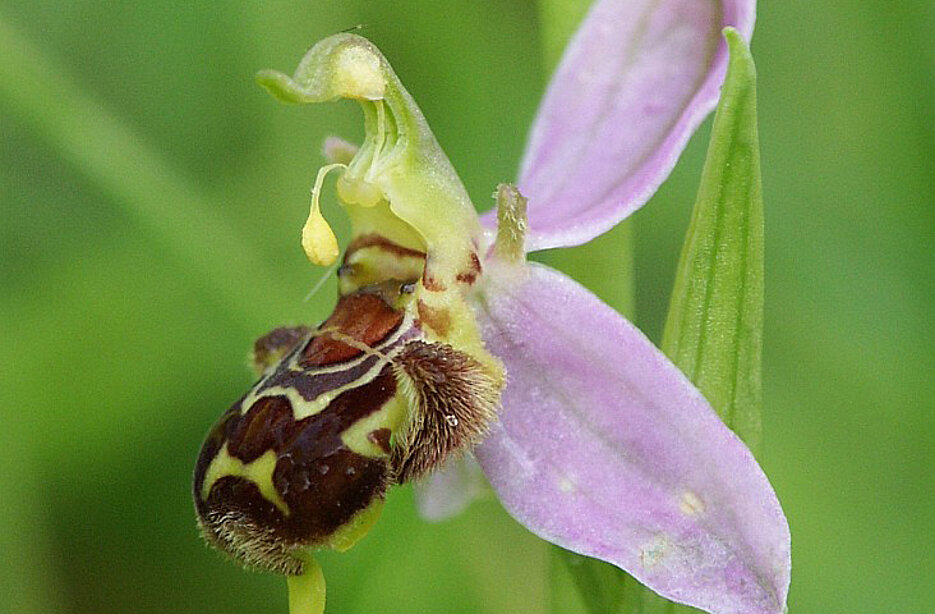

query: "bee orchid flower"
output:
193 1 789 614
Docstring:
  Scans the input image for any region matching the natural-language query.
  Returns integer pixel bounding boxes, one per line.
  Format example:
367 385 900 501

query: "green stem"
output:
287 556 327 614
537 0 593 73
0 15 289 331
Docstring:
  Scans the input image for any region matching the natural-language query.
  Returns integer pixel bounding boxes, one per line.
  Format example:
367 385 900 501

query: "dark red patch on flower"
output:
194 289 418 573
301 293 403 366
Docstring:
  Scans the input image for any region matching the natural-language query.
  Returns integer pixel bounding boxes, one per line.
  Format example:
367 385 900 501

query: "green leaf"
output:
549 546 625 614
620 27 765 614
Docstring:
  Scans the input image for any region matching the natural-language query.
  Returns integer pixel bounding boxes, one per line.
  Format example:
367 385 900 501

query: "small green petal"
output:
662 27 764 450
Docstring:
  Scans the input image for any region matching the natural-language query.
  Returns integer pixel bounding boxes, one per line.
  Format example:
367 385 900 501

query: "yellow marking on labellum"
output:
316 327 401 363
340 393 408 458
679 490 706 516
201 445 289 515
235 380 312 418
277 315 412 379
293 359 387 421
284 334 412 422
302 163 346 267
238 316 416 421
248 386 326 419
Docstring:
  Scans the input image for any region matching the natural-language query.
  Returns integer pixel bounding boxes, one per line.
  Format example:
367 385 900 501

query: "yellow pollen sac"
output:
337 174 383 208
302 212 338 267
302 163 346 266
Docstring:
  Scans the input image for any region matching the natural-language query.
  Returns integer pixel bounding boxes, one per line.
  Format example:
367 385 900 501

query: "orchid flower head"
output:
192 2 789 614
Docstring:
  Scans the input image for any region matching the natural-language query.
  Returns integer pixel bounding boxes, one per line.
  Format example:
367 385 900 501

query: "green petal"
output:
662 27 764 450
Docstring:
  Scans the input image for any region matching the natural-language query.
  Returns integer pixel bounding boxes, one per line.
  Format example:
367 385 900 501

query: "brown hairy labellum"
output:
391 340 502 483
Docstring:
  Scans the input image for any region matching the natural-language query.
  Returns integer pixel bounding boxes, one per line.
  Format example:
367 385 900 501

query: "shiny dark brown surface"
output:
194 368 397 554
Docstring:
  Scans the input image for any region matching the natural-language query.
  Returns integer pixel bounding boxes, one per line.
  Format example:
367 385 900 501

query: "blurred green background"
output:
1 1 932 612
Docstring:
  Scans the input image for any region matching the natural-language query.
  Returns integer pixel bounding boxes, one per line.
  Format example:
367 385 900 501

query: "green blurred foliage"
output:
0 1 931 613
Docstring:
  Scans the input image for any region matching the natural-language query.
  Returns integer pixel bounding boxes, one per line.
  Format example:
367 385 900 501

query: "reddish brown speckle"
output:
422 276 446 292
456 252 482 285
417 300 451 336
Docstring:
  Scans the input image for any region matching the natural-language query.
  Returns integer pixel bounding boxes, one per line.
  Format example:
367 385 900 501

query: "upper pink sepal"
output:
481 0 755 251
472 262 789 614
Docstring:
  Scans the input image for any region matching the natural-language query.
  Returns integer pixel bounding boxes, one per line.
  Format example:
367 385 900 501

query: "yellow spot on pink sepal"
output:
679 490 706 516
557 475 577 494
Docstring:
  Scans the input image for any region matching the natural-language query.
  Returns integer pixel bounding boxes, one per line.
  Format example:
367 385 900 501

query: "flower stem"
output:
287 556 327 614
